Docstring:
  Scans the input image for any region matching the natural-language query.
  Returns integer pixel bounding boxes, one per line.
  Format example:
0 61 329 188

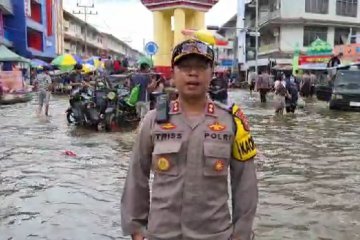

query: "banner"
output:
299 55 332 65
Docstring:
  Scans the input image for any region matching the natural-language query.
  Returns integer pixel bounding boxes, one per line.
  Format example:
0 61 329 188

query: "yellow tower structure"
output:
141 0 219 77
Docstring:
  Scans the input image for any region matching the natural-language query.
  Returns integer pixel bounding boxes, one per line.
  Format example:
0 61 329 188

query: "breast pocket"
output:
152 141 182 176
203 142 231 176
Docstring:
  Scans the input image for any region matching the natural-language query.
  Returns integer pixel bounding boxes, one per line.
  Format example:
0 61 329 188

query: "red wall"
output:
27 29 43 51
46 0 53 36
30 1 42 23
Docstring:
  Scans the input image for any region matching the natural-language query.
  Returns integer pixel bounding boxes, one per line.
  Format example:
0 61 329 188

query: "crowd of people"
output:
247 68 321 115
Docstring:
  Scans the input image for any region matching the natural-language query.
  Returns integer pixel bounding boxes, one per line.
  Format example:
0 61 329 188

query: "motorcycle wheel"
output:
66 110 76 124
97 121 106 131
105 113 117 132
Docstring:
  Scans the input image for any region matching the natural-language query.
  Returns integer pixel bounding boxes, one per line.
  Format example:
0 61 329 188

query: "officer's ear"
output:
171 67 175 80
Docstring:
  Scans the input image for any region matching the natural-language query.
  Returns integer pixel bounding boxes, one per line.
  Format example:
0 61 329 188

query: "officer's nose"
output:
187 68 200 77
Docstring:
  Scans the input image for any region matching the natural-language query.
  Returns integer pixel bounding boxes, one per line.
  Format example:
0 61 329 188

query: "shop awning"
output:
0 45 30 63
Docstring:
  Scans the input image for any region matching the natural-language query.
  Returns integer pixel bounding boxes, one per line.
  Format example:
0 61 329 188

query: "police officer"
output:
121 39 258 240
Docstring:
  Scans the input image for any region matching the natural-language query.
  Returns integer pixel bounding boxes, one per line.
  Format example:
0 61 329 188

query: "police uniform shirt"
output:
121 99 258 240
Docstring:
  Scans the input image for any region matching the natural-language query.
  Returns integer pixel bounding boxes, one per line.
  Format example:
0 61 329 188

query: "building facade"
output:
0 0 13 47
256 0 360 67
1 1 143 62
219 0 360 70
3 0 61 59
216 3 256 71
62 10 143 63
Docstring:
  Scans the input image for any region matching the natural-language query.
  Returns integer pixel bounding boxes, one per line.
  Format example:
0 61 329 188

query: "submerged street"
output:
1 90 359 240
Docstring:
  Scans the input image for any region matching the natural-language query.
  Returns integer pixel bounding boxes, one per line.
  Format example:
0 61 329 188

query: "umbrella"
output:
30 59 50 69
51 54 80 71
82 63 96 74
72 54 83 64
137 56 153 67
85 56 102 68
181 29 229 46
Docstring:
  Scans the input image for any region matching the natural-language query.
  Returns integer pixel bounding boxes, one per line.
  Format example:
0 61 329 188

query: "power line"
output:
72 0 98 57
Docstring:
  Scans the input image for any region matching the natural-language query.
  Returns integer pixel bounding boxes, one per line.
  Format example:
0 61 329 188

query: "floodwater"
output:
0 90 359 240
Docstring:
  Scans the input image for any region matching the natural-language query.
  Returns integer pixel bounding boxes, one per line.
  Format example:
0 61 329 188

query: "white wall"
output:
281 0 360 23
280 25 305 52
280 24 338 52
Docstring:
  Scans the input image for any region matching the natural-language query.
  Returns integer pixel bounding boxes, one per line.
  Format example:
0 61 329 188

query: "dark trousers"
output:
286 105 297 113
259 89 268 103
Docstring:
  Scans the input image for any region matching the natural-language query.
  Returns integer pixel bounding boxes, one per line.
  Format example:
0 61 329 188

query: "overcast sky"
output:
63 0 237 52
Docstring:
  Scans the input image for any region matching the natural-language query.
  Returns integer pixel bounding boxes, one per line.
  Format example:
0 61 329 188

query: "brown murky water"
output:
1 90 359 240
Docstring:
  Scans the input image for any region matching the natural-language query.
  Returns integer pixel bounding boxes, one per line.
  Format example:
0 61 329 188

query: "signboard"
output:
334 43 360 63
0 71 24 92
220 59 234 67
24 0 31 16
144 41 158 56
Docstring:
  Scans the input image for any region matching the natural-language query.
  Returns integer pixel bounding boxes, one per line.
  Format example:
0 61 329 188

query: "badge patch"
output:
207 103 215 114
157 157 170 171
214 160 225 172
160 122 176 130
208 122 226 132
234 109 250 131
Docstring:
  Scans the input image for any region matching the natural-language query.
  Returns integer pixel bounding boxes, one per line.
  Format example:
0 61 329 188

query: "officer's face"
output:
172 55 213 100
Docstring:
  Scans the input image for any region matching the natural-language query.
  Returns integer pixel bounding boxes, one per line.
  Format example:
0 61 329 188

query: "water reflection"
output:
0 91 359 240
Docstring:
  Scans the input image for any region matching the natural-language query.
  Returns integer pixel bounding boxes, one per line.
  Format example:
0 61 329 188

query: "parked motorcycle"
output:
66 87 106 130
104 88 139 132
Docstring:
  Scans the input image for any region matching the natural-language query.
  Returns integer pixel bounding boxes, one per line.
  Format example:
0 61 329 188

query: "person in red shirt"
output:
113 59 121 74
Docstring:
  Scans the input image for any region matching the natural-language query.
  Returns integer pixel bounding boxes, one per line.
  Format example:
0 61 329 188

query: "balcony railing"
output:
259 9 280 26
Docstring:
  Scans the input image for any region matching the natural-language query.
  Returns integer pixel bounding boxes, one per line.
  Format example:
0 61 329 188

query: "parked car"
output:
329 70 360 111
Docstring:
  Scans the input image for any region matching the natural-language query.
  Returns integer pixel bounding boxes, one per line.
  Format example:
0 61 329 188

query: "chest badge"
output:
161 122 176 130
157 157 170 171
208 121 226 132
214 160 225 172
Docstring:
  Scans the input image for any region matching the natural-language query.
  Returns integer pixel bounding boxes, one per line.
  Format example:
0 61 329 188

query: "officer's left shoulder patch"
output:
230 104 256 161
231 104 250 132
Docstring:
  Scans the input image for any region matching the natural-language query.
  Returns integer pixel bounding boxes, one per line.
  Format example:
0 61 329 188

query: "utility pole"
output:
237 0 246 69
255 0 259 74
73 0 98 57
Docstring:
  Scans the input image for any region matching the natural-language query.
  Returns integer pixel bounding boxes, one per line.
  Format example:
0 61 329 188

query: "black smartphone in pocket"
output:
155 93 169 124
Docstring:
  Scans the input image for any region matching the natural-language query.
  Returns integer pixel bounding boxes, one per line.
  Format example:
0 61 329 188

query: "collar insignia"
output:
207 102 215 114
